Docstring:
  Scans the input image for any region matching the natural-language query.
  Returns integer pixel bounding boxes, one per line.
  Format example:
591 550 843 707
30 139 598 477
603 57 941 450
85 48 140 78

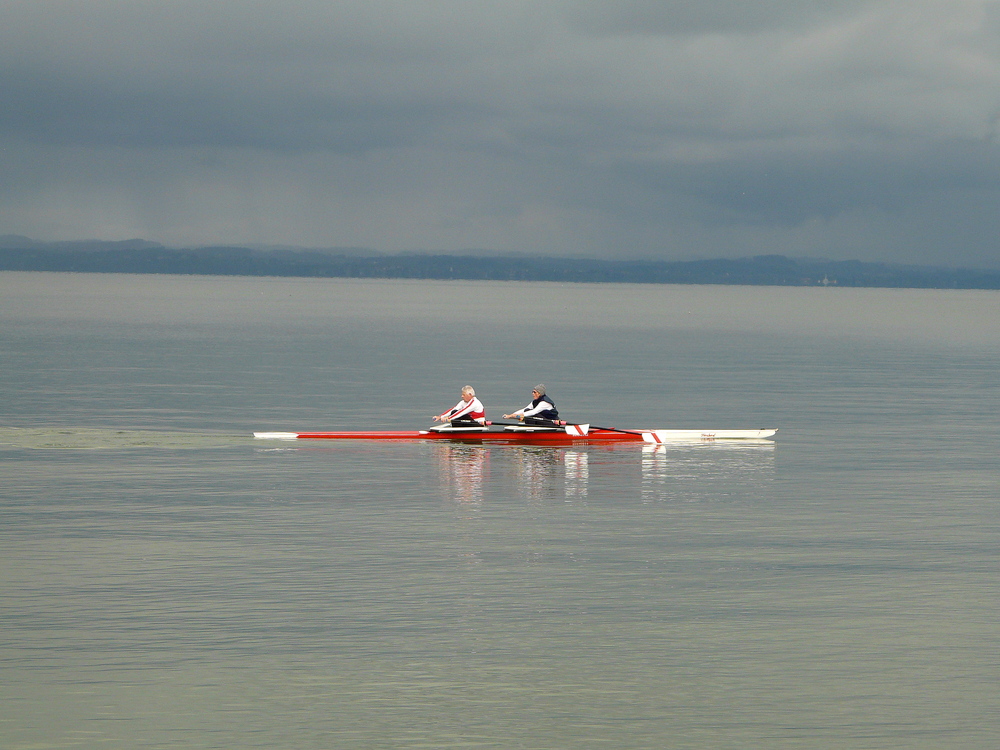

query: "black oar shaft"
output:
562 421 644 436
487 420 647 437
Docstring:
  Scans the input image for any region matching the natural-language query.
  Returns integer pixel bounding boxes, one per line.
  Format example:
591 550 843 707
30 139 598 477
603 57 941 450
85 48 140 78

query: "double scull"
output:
253 425 777 445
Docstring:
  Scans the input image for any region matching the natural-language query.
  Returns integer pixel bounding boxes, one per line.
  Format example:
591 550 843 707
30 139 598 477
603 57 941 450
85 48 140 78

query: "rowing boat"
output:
253 425 778 445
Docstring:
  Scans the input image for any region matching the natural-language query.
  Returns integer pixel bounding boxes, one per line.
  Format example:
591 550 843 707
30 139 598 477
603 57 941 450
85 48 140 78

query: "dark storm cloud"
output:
0 1 502 151
1 1 999 267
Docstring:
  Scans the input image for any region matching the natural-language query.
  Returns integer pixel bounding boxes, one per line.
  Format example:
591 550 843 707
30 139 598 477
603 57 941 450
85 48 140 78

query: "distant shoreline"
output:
2 240 999 290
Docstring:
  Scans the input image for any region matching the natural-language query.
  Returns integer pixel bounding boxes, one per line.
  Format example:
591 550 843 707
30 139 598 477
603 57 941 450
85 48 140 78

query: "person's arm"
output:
519 399 554 418
447 399 480 421
433 399 465 421
503 403 531 419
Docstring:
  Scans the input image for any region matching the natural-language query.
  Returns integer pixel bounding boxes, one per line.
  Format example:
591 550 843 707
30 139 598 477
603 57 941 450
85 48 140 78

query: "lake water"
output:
2 272 999 749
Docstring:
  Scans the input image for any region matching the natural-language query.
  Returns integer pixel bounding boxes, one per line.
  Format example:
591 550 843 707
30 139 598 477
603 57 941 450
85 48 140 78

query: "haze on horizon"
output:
2 1 1000 269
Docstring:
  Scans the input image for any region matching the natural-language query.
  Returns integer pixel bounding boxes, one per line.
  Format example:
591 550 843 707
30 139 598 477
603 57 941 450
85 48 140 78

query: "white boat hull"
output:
642 429 777 444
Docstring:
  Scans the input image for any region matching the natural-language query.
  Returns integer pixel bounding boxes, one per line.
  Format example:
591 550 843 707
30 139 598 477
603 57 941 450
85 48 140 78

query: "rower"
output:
503 384 559 426
433 385 486 427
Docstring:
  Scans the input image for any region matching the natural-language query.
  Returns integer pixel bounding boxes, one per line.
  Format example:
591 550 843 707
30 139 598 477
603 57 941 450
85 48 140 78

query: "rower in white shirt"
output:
433 385 486 426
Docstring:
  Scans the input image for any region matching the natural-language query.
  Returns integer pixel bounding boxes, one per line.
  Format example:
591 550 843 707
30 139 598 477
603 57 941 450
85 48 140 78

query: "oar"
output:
559 421 649 437
486 420 568 429
498 419 648 437
490 420 649 439
493 416 576 429
486 419 585 435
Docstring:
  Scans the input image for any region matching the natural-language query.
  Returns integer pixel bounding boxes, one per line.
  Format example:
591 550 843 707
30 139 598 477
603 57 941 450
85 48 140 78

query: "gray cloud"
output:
555 0 879 35
2 0 999 267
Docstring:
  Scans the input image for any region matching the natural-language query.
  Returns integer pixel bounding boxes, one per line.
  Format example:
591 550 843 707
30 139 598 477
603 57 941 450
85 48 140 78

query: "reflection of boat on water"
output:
564 450 589 498
641 440 776 501
433 438 774 504
509 446 564 502
436 443 591 501
434 443 489 503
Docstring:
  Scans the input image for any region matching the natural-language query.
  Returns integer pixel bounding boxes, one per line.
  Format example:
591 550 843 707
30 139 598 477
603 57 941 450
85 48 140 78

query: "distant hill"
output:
2 238 999 289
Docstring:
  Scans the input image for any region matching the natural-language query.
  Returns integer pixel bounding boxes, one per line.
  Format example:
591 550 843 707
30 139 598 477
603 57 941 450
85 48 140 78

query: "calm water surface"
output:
2 273 999 749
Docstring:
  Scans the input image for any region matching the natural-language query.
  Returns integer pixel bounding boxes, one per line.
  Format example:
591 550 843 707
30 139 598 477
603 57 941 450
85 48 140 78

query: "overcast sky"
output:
2 1 999 267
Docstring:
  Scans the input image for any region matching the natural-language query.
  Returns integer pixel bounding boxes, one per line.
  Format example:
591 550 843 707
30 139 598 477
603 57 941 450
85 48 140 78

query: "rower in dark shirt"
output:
504 384 559 426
